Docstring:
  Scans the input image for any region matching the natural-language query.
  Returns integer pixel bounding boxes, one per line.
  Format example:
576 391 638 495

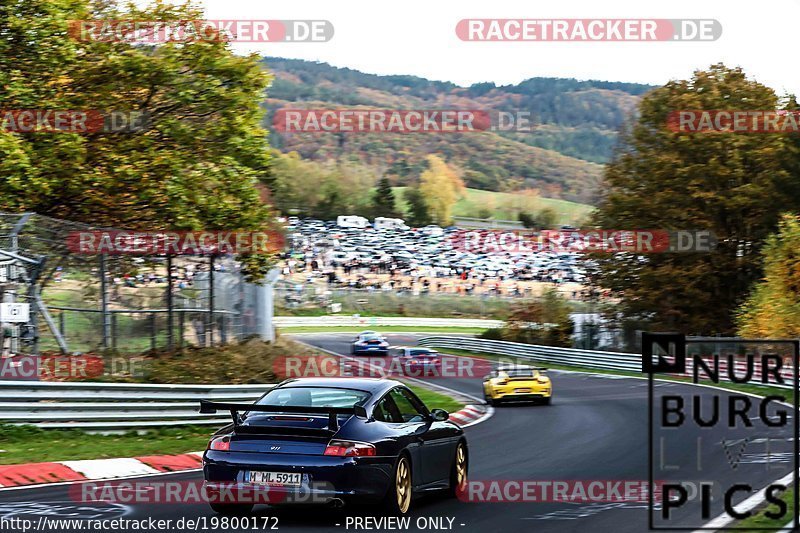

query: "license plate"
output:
249 471 302 486
514 388 531 393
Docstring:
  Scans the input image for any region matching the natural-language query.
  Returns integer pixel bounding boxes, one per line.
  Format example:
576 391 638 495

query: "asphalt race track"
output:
0 333 794 533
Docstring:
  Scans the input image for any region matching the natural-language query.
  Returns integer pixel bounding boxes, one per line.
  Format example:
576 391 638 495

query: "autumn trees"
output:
737 214 800 337
0 0 274 234
592 64 800 335
401 155 464 226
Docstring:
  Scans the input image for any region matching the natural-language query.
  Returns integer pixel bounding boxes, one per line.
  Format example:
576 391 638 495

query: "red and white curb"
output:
447 404 488 426
0 452 204 489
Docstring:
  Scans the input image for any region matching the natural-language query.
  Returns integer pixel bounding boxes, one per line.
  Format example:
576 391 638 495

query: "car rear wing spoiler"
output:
199 400 368 431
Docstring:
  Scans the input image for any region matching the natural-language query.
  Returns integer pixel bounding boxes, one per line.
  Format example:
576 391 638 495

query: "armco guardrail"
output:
275 316 503 329
0 381 275 430
417 336 640 372
418 336 796 388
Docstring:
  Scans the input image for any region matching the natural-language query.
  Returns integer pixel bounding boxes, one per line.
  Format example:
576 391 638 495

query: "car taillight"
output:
208 435 231 451
323 440 376 457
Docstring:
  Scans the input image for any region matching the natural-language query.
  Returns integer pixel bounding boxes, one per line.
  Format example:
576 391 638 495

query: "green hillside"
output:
392 187 594 226
262 57 654 204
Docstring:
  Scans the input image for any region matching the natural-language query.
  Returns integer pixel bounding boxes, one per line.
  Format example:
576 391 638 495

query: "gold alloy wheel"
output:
455 444 467 489
396 456 412 513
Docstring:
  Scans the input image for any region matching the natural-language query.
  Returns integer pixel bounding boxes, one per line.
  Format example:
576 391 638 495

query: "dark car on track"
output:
200 378 468 516
393 347 442 375
351 333 390 356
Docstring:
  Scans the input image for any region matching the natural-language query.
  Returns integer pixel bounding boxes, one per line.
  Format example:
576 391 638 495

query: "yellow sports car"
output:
482 364 552 406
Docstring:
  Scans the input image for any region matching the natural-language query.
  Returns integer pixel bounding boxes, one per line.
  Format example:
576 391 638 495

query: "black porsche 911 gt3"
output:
200 377 468 515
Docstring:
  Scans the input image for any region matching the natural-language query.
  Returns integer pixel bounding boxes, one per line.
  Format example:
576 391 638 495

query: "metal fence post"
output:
99 254 111 350
179 310 185 349
166 254 174 350
150 312 157 352
59 311 65 340
208 255 215 347
111 313 117 352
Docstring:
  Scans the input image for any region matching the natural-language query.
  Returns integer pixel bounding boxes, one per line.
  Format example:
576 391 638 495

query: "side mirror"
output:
430 408 449 422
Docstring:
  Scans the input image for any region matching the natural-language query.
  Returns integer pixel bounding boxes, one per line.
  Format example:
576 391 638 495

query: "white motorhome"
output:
336 215 369 229
373 217 409 231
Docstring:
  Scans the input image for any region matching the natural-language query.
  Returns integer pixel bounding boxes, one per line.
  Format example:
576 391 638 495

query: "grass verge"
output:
405 384 465 414
736 488 795 531
0 424 212 465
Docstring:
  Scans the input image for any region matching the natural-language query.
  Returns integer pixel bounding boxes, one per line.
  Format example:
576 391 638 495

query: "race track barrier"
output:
417 336 796 388
274 316 503 328
0 381 274 430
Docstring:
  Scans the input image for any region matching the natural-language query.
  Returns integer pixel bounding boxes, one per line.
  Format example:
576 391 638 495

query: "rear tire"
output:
483 389 495 406
542 397 552 405
381 454 413 515
447 442 468 498
209 503 254 515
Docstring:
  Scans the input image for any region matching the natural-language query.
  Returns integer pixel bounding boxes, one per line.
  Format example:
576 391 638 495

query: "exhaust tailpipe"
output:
327 498 345 509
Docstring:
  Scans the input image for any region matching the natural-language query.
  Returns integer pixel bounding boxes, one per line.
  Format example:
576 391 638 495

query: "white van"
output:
336 215 369 229
421 225 444 236
373 217 409 231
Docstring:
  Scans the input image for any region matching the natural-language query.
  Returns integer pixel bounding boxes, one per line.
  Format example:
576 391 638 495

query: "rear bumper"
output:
491 388 551 401
352 348 388 356
203 451 394 505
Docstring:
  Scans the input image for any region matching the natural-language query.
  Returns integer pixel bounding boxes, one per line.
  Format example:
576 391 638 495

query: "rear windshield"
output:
362 334 382 341
409 349 436 356
257 387 370 408
504 369 535 377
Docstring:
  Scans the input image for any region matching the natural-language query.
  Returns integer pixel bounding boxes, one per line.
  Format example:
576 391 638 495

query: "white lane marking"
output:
523 502 654 520
0 501 131 520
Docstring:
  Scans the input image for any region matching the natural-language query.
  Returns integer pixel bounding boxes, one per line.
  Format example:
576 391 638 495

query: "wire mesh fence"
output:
0 213 270 356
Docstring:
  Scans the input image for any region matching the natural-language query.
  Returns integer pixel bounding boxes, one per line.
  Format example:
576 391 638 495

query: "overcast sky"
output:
198 0 799 94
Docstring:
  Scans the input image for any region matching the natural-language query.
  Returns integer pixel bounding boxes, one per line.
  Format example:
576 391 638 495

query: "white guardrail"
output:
418 336 641 372
417 336 796 388
274 316 503 328
0 381 275 430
